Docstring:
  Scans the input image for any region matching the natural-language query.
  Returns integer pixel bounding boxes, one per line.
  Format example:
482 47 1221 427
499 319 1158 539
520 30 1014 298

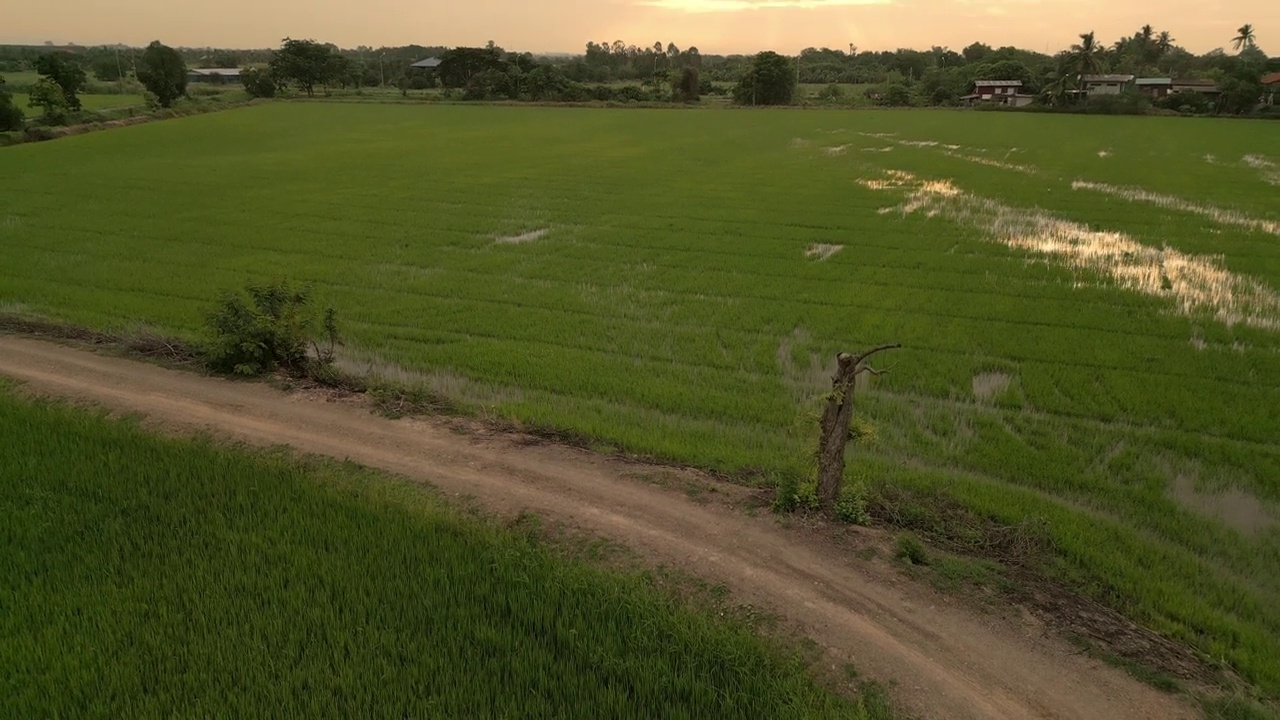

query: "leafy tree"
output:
732 51 796 106
1232 24 1257 53
205 51 241 68
877 82 913 106
1214 57 1263 114
34 53 86 110
962 42 993 63
672 66 699 102
1067 32 1104 87
0 76 25 131
437 46 506 89
137 41 188 108
241 66 277 98
91 56 124 82
27 77 69 122
269 38 342 97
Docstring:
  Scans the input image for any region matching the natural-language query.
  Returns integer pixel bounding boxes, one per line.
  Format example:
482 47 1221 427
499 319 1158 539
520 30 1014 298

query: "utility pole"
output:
380 53 386 88
114 46 124 94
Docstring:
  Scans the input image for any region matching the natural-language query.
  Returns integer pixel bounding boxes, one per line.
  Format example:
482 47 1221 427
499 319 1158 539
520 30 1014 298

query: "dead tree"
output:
817 343 900 512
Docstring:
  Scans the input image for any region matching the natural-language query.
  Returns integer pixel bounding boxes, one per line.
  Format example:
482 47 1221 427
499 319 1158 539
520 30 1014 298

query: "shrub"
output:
877 82 913 107
1157 90 1213 115
0 78 24 131
771 471 819 513
816 84 844 102
672 67 700 103
241 66 278 99
835 483 871 525
203 279 340 376
895 534 929 565
1083 91 1149 115
771 471 801 513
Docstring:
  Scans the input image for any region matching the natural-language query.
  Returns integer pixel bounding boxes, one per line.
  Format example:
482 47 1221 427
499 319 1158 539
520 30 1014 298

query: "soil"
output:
0 335 1198 720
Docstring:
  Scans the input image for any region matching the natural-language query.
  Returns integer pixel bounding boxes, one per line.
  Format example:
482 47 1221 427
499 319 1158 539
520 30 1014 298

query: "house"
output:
410 57 442 70
1135 78 1172 99
1169 79 1220 96
1082 74 1135 95
962 79 1035 108
187 68 242 84
1262 71 1280 105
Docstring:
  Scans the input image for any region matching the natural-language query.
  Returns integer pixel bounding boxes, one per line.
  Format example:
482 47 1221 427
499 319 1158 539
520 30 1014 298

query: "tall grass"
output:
0 103 1278 697
0 390 887 719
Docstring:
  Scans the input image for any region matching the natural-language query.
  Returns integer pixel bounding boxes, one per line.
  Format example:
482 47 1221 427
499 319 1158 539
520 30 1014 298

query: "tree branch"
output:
851 343 902 366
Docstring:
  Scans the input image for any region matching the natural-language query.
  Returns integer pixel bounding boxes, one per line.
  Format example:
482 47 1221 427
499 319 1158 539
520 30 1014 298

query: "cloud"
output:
637 0 890 12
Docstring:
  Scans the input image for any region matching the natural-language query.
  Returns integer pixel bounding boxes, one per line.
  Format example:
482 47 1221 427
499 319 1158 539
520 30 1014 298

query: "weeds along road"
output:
0 335 1195 720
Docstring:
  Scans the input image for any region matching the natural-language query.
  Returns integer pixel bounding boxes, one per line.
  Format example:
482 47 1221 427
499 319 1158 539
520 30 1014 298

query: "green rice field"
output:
1 103 1278 698
0 388 886 718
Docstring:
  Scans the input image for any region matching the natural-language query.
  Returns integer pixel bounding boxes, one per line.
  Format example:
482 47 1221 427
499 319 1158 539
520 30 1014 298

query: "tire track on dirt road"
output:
0 335 1195 720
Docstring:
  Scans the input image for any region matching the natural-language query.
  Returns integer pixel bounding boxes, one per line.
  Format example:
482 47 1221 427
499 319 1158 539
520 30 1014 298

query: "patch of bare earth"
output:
1172 474 1276 537
0 334 1199 720
972 372 1011 401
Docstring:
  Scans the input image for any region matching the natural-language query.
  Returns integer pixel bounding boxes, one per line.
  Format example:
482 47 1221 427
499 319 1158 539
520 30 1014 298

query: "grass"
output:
0 388 892 718
12 92 146 111
0 102 1278 701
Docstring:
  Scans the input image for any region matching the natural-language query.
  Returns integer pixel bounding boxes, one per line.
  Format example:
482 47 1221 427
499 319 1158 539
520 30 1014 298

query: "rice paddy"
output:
1 102 1278 699
0 388 886 718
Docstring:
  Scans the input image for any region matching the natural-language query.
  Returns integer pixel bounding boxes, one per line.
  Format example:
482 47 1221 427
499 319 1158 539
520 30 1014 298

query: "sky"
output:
3 0 1275 56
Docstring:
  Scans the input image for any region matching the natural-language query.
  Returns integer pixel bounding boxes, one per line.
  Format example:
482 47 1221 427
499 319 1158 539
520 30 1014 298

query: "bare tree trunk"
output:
816 344 900 513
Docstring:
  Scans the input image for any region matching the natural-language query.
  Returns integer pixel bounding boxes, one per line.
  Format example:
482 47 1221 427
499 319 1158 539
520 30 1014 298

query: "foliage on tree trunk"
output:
815 344 899 513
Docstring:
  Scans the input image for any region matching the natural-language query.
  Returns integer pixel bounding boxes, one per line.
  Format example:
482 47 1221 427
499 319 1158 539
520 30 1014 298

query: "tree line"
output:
2 23 1276 129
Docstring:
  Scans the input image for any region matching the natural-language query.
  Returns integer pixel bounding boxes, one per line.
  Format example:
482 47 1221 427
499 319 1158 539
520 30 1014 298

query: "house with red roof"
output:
1263 71 1280 105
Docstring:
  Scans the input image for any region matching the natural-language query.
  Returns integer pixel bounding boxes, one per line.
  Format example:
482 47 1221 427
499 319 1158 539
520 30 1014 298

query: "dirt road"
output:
0 335 1195 720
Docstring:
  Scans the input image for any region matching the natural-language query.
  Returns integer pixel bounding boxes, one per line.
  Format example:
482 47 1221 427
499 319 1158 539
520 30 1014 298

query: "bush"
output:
835 484 871 525
672 67 700 103
816 83 844 102
0 79 23 131
877 82 913 107
1157 90 1214 115
1083 91 1149 115
771 471 818 513
895 534 929 565
241 66 278 99
203 279 340 376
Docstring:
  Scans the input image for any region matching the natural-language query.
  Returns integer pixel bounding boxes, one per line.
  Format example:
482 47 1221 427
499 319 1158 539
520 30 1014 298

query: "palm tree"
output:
1156 31 1175 56
1069 32 1105 87
1232 24 1256 53
1137 25 1156 64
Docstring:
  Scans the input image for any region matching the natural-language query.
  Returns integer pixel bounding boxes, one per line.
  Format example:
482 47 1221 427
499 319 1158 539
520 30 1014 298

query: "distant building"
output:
1170 79 1220 95
188 68 242 84
1135 78 1172 99
1082 74 1135 95
962 79 1035 108
409 58 442 70
1261 71 1280 105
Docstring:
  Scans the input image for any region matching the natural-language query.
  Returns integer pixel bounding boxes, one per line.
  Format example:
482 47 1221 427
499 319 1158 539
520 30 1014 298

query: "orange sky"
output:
3 0 1274 55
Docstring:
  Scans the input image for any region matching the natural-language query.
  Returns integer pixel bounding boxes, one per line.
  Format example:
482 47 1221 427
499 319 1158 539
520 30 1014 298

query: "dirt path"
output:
0 336 1195 720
